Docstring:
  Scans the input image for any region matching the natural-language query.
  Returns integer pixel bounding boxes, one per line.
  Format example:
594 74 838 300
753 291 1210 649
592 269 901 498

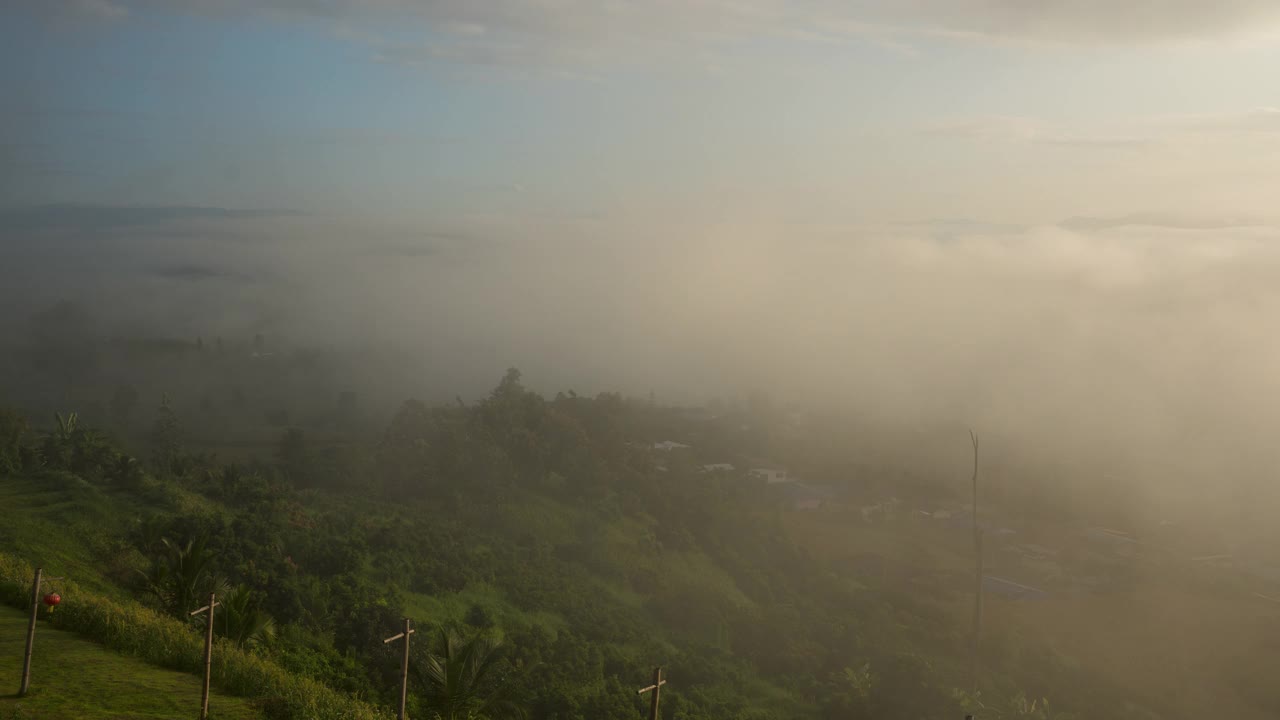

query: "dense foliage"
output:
0 369 1118 719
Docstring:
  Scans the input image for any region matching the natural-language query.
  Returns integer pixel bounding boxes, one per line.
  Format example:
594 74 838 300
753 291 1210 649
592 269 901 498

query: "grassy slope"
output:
0 474 134 597
0 606 261 720
0 472 218 598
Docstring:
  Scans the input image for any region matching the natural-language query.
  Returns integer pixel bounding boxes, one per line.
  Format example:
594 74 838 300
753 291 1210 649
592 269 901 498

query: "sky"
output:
4 1 1280 223
4 1 1280 517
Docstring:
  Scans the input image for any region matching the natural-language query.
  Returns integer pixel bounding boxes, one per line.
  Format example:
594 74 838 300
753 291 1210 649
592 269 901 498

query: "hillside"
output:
4 370 1276 719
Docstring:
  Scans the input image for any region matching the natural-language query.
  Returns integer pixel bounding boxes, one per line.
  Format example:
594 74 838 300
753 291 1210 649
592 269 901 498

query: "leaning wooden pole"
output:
18 567 42 697
200 592 216 720
399 618 411 720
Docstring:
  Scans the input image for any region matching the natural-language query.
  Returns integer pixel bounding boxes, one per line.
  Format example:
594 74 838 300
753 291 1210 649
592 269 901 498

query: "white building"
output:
653 441 691 451
749 467 793 484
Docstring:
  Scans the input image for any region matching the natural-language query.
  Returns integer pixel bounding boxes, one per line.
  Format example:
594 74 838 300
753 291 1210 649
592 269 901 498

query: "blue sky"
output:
5 1 1279 224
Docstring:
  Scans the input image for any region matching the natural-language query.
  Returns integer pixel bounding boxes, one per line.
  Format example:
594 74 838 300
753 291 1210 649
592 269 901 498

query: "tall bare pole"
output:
383 617 416 720
189 592 219 720
18 567 41 697
969 430 984 671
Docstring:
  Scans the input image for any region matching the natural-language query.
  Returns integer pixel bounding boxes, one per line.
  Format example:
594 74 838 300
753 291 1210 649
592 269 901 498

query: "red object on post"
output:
42 593 60 607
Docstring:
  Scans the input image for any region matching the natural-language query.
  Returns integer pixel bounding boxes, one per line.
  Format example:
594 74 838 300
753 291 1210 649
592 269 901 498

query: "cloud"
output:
845 1 1280 44
361 229 488 261
0 204 297 233
922 115 1155 149
1059 213 1271 232
7 204 1280 518
1174 107 1280 135
150 263 247 281
923 109 1280 151
30 0 128 23
88 1 1280 70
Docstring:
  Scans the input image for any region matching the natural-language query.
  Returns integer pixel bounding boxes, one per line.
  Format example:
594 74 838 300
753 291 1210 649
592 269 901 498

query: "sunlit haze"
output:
4 6 1280 716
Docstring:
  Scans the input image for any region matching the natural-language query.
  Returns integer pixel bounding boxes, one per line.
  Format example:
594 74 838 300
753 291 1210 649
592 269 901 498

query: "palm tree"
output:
39 411 119 476
53 411 78 439
414 628 527 720
39 411 79 468
69 426 115 474
140 537 225 617
219 584 275 648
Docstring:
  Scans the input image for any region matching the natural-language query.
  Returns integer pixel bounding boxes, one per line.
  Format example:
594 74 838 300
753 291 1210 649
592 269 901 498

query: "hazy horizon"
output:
5 2 1280 527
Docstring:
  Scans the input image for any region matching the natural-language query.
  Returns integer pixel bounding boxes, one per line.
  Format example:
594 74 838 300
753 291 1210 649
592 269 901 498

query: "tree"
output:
41 411 87 470
414 628 527 720
140 537 225 618
821 664 876 720
219 584 276 648
0 406 29 472
149 393 182 473
51 410 77 440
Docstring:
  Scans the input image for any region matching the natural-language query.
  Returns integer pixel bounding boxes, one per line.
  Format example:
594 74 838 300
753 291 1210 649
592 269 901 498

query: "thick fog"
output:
3 205 1278 524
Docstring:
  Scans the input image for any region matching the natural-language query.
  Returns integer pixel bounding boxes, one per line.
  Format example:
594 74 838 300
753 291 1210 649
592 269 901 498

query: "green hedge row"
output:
0 552 390 719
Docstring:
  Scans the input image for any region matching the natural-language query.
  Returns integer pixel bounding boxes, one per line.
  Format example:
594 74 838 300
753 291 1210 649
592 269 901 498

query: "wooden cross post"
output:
19 567 64 697
383 617 416 720
189 592 220 720
636 667 666 720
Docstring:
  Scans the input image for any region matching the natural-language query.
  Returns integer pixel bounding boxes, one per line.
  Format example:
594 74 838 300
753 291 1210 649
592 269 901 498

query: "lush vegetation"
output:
0 363 1226 719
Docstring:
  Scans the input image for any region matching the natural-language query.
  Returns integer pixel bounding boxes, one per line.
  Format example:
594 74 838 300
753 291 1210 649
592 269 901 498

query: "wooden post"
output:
383 617 416 720
969 431 983 678
189 592 220 720
637 667 666 720
648 667 662 720
973 529 984 644
18 567 41 697
202 593 214 720
399 618 411 720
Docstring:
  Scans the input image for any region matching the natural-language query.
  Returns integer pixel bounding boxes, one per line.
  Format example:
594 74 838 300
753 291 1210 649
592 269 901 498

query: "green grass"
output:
0 605 262 720
0 473 134 597
403 584 569 639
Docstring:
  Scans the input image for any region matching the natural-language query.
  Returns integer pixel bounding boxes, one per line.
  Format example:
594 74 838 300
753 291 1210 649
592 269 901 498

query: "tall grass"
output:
0 552 390 719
